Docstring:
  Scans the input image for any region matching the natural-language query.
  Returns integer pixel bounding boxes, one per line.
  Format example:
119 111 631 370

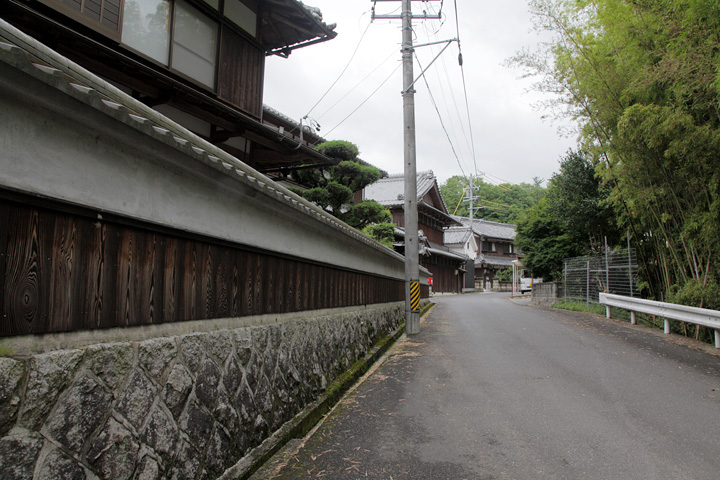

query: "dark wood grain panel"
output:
230 249 243 317
199 243 214 319
98 224 122 329
182 241 199 321
48 214 77 332
263 255 275 313
163 236 179 323
214 247 230 318
217 25 264 117
253 252 262 315
0 198 406 336
4 208 41 335
0 202 9 332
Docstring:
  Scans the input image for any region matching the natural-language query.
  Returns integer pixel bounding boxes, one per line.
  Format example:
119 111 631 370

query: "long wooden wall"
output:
0 196 405 336
422 256 462 294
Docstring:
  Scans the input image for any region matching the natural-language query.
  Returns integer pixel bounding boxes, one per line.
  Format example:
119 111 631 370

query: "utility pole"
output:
372 0 441 334
401 0 420 335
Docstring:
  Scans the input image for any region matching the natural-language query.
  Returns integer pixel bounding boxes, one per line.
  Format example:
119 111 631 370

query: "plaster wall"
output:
0 61 404 281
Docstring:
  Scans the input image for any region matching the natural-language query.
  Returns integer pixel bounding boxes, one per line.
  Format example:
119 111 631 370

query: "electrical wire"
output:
301 18 373 125
452 186 468 215
323 62 402 137
453 0 478 176
315 47 398 122
482 199 513 208
414 52 468 179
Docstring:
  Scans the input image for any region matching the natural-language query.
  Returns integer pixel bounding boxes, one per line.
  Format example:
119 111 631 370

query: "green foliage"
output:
546 150 620 252
516 197 583 280
333 161 382 193
291 141 389 231
315 140 360 161
495 268 513 282
515 150 613 280
345 201 391 229
513 0 720 302
552 300 607 316
667 279 720 311
363 222 396 248
439 175 545 224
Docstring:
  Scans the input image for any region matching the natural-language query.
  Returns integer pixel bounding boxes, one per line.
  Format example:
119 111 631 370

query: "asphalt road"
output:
254 293 720 480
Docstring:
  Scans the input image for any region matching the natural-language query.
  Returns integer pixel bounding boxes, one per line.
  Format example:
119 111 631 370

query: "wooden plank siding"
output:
0 198 405 336
38 0 123 40
421 256 462 294
217 25 264 118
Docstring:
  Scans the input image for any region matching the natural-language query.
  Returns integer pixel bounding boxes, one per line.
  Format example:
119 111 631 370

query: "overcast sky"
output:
264 0 576 187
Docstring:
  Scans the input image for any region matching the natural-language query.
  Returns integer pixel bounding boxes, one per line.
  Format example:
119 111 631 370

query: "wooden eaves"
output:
3 0 339 173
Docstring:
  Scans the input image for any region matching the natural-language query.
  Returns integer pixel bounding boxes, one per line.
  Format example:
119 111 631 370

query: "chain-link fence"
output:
563 248 639 304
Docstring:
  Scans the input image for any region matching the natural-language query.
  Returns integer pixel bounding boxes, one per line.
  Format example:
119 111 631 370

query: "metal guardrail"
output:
599 292 720 348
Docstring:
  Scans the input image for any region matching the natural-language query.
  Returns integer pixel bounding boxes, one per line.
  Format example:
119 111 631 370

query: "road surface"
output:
254 293 720 480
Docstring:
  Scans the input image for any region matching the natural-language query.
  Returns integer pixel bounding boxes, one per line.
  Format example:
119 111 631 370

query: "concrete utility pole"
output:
373 0 441 334
401 0 420 335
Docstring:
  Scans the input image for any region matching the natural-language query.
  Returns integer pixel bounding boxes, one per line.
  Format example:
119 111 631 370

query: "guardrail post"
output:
664 318 670 334
630 311 636 325
605 305 611 319
715 330 720 349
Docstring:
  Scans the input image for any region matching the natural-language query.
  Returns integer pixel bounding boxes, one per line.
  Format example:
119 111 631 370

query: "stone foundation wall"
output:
531 282 561 306
0 303 403 480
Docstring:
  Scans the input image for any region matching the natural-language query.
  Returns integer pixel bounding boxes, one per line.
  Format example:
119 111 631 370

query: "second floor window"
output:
122 0 218 89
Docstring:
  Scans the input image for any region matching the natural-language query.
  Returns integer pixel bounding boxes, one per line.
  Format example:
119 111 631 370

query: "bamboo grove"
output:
512 0 720 308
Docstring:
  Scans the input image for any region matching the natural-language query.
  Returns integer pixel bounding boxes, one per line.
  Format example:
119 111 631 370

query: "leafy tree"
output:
290 140 393 237
363 223 396 249
515 197 581 280
547 150 620 252
514 150 610 279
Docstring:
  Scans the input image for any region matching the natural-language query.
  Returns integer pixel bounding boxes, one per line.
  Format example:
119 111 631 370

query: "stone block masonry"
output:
0 303 403 480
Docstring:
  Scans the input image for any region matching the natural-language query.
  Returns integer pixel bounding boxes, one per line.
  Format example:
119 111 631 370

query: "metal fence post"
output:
627 231 633 297
604 236 610 293
586 260 590 307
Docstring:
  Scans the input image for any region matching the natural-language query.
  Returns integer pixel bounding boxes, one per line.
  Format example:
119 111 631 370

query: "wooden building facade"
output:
364 171 469 294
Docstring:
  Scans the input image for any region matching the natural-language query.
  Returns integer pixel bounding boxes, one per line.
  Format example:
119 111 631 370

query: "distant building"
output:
364 171 468 294
452 216 521 291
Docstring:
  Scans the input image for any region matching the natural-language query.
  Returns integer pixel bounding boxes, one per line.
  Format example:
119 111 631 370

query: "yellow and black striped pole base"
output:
410 281 420 312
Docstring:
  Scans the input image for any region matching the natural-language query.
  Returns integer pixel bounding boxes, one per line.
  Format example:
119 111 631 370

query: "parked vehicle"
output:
520 277 542 294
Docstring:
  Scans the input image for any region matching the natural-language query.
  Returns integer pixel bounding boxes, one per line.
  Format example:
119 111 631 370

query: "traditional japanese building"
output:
364 171 468 294
3 0 339 172
452 215 521 291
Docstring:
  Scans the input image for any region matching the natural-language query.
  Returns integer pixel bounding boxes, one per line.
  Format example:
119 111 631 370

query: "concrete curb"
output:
219 303 432 480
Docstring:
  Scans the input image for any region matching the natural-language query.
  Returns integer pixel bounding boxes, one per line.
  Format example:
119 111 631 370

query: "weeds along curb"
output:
223 316 411 480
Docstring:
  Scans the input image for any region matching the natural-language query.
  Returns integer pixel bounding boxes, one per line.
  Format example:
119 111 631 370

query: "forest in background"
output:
439 176 545 224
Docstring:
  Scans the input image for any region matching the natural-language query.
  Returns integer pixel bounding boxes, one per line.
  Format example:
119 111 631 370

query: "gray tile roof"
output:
452 215 517 241
475 255 518 267
364 171 438 207
444 227 472 245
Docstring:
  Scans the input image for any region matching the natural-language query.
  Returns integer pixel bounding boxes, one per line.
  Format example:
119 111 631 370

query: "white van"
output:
520 277 542 294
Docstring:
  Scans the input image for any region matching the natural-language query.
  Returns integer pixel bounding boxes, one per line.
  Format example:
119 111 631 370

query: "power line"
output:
298 17 373 131
316 47 398 122
323 62 402 137
453 0 478 176
414 53 468 179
